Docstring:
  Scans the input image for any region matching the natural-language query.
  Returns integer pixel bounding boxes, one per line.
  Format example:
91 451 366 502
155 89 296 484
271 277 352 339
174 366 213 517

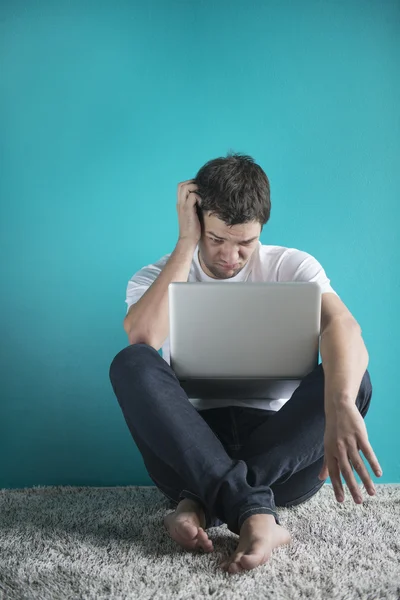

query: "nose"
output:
221 252 240 267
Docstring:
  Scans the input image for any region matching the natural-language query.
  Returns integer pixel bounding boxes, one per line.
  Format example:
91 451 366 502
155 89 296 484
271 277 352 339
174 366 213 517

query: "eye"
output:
210 237 253 245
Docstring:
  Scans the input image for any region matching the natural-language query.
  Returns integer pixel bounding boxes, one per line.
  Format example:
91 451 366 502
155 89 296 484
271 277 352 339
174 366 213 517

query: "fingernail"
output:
376 470 382 476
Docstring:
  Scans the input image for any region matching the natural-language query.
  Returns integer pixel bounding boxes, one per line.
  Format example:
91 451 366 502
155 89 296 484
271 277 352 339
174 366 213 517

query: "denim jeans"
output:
109 343 372 535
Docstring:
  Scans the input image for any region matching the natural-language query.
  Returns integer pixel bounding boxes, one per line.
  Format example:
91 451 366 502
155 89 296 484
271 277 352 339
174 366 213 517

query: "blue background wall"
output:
1 0 399 489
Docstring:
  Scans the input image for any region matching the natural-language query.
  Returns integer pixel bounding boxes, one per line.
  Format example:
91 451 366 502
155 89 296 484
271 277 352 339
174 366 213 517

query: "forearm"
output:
319 318 369 413
124 238 197 350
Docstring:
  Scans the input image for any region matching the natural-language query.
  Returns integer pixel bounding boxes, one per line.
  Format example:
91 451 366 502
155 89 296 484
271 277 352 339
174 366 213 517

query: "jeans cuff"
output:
232 507 281 535
179 489 215 529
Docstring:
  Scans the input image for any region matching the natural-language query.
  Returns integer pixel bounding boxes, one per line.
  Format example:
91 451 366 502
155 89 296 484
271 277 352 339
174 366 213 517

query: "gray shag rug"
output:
0 484 399 600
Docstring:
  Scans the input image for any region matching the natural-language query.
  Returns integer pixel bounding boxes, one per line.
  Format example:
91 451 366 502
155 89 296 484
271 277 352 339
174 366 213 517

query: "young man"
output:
109 152 380 574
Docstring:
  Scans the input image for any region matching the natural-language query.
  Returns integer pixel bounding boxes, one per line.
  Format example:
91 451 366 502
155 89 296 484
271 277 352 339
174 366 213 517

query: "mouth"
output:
220 264 238 270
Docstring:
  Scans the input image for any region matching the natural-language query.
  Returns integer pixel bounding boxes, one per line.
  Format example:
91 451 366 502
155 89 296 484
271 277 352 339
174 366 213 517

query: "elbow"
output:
130 333 153 347
123 316 134 340
130 331 163 352
123 320 154 348
123 315 164 351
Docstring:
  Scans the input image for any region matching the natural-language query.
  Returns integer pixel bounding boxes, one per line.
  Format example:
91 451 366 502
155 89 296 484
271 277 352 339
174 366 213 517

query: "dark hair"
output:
193 151 271 230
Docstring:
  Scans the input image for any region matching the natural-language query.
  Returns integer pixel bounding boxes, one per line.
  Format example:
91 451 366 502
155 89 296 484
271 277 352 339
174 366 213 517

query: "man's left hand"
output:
318 402 382 503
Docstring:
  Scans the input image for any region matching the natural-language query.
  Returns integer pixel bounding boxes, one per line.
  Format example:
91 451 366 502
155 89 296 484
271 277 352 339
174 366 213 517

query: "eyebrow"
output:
207 231 258 243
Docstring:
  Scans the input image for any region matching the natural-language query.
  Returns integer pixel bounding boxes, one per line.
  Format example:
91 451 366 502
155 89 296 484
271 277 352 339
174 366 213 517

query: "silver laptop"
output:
168 282 321 400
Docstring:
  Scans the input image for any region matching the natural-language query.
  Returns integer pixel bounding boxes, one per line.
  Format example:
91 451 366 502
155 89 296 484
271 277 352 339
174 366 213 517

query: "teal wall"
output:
1 0 399 490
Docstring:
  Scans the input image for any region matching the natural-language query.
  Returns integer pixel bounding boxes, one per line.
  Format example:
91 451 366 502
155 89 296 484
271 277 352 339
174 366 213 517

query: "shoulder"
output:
267 246 324 280
256 243 310 275
128 251 172 283
257 244 333 284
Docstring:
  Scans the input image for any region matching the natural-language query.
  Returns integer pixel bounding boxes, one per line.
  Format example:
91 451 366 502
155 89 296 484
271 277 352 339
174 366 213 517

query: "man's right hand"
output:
177 179 203 245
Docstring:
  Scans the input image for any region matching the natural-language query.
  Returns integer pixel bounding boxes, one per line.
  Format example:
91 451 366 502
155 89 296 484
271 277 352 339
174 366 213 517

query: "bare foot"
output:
163 498 214 553
220 513 291 574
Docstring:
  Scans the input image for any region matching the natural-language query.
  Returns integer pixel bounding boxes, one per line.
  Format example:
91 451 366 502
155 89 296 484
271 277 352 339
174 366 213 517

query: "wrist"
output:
177 237 198 251
325 392 355 411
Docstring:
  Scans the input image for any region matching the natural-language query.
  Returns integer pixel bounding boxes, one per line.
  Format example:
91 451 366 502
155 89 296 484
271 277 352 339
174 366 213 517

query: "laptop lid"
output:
168 282 321 400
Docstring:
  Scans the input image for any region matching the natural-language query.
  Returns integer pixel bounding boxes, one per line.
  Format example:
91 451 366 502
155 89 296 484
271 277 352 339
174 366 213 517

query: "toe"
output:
176 523 198 542
240 550 269 570
240 553 262 570
228 561 243 574
202 544 214 553
197 528 214 552
220 560 231 571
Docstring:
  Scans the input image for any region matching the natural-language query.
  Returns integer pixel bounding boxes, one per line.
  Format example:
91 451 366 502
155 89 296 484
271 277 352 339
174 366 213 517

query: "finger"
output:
360 440 383 478
349 446 376 497
337 448 363 503
177 181 198 205
187 191 200 203
318 459 328 480
328 457 344 502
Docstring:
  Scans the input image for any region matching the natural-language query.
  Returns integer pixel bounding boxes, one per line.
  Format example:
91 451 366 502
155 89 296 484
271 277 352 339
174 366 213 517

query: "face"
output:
198 213 262 280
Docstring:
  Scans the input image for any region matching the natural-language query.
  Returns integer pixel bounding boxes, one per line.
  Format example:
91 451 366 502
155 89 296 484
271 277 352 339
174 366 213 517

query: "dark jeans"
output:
109 343 372 535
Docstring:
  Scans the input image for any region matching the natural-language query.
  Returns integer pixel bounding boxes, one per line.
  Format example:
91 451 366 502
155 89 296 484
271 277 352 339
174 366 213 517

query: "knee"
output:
109 343 156 384
361 368 373 399
356 368 373 416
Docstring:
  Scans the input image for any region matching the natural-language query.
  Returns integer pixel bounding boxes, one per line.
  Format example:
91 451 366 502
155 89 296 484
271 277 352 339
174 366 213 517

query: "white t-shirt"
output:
125 241 339 412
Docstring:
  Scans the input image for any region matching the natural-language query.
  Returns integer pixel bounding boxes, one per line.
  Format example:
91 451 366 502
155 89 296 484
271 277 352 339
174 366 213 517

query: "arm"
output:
123 238 197 350
319 318 369 414
318 317 382 499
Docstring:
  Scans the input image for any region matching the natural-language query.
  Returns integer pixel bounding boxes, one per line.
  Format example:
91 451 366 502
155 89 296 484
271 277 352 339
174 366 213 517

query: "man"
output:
109 152 382 574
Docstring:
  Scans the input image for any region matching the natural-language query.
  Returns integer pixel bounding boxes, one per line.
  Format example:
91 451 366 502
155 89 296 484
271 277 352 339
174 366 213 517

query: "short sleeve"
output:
125 253 171 315
278 249 339 297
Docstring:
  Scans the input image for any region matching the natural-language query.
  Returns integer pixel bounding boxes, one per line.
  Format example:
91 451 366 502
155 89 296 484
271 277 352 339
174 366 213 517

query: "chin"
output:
218 268 238 278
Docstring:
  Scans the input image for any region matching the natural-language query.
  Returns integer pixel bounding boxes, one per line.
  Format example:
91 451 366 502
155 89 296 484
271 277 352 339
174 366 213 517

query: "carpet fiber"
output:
0 484 399 599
